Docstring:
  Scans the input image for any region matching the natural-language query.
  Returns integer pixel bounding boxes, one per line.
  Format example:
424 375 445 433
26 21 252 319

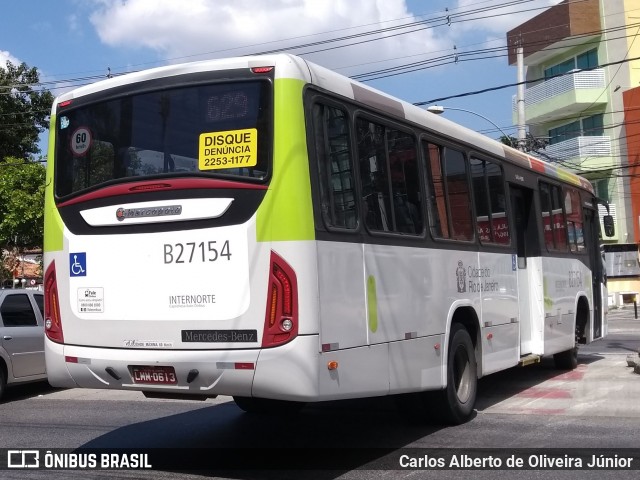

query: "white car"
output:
0 289 46 400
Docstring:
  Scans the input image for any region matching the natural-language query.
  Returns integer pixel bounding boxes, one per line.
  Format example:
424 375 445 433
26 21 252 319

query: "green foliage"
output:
0 61 51 280
500 135 518 148
0 157 45 249
500 134 550 153
0 61 54 161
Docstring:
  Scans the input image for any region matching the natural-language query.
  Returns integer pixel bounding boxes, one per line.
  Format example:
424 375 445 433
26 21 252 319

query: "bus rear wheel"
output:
553 346 578 370
396 324 477 425
554 316 581 370
436 324 477 424
233 396 305 415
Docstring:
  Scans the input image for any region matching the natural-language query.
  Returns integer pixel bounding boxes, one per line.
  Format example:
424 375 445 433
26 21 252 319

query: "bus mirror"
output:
603 215 615 237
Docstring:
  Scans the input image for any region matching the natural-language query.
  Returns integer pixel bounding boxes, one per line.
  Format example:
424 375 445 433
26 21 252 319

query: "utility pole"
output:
516 38 527 151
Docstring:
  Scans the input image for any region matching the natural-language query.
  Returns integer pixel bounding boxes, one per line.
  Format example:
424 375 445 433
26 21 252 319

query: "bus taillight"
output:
251 66 274 74
262 251 298 347
44 261 64 343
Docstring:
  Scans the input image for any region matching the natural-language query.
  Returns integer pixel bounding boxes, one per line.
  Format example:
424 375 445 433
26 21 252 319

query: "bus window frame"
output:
539 180 570 253
309 98 360 233
304 88 595 256
420 134 477 246
353 110 427 239
564 185 587 255
54 74 274 203
468 152 512 248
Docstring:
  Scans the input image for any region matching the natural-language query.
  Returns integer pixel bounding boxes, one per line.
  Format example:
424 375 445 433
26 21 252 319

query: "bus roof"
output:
53 53 593 195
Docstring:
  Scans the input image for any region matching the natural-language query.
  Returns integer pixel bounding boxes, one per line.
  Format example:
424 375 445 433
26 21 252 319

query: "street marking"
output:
554 368 586 381
517 387 572 399
507 408 566 415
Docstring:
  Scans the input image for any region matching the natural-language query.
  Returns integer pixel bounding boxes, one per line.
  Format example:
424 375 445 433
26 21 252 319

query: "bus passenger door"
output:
583 207 605 339
510 185 542 355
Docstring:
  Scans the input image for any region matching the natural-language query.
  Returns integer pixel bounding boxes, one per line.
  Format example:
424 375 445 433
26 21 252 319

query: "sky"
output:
0 0 564 155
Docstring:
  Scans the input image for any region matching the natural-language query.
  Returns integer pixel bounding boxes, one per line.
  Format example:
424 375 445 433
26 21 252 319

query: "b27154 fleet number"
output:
164 240 231 264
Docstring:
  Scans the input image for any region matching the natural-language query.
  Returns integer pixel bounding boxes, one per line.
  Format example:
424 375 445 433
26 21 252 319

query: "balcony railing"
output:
512 68 606 110
539 136 611 161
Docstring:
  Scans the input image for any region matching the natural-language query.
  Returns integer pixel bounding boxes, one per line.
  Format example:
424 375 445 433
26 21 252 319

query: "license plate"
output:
130 365 178 385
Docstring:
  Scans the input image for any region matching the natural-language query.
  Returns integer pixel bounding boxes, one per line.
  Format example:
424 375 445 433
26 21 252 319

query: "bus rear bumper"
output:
45 335 320 399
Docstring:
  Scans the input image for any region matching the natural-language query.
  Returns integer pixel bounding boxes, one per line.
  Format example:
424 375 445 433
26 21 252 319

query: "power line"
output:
2 22 638 129
2 0 639 171
2 18 633 111
354 23 639 82
414 54 640 105
0 0 583 94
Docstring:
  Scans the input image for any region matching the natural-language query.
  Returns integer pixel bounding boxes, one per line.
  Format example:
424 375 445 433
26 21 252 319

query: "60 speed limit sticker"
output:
71 127 92 156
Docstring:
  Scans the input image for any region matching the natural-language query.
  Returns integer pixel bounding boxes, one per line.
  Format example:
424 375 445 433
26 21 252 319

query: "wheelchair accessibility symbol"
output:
69 252 87 277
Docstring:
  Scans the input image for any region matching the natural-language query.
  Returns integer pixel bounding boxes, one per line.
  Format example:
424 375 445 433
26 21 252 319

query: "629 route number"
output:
164 240 231 264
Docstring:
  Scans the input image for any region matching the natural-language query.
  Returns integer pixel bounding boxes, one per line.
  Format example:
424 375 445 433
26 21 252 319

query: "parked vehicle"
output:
0 289 46 400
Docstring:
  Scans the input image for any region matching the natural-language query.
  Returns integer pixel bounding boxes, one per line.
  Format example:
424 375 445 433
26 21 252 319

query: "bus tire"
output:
233 396 305 415
553 346 578 370
436 323 477 424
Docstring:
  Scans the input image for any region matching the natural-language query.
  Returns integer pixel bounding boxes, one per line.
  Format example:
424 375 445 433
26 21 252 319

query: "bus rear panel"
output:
44 56 323 401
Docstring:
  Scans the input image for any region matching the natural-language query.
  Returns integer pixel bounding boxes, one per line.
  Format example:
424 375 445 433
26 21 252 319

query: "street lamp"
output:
426 105 515 148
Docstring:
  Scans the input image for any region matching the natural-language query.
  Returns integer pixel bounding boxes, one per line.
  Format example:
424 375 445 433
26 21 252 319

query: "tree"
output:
0 61 54 161
0 157 45 285
0 156 45 247
500 135 519 148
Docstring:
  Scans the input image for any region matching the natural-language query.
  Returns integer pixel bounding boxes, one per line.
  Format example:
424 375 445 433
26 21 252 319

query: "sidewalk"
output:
476 307 640 417
607 304 640 327
607 305 640 372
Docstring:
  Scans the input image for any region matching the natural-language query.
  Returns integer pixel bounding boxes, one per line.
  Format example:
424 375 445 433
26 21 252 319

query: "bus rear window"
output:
55 80 271 198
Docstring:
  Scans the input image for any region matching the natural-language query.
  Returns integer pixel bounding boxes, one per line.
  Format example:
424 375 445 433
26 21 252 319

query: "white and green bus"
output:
44 54 611 424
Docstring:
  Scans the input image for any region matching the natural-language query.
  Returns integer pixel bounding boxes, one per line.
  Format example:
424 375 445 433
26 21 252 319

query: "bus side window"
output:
551 184 568 250
357 118 391 232
388 130 423 234
423 142 473 241
444 148 474 241
540 181 568 251
313 104 357 230
486 163 509 244
540 183 553 249
355 119 422 235
423 141 448 238
564 187 584 252
471 157 510 245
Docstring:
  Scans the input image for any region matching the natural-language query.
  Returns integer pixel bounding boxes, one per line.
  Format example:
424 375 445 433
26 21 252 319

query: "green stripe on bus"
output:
556 168 581 186
367 275 378 333
44 116 64 252
256 78 315 242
